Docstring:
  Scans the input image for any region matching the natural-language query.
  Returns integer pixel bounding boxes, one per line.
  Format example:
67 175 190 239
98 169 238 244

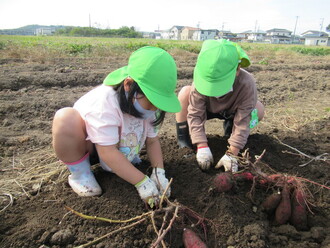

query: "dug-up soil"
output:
0 49 329 248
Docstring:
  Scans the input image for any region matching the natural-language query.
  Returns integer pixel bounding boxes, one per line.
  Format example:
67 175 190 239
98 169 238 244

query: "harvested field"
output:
0 37 329 248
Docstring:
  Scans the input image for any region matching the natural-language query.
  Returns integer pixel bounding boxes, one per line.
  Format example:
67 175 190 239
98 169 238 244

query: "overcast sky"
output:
0 0 329 35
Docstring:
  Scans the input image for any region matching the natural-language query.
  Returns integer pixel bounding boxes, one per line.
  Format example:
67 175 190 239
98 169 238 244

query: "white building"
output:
301 30 330 46
192 29 218 41
168 26 184 40
240 30 266 42
35 27 56 36
264 28 292 44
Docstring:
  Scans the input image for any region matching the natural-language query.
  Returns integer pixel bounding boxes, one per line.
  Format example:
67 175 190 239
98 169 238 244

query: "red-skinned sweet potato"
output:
213 172 234 192
183 228 208 248
261 191 282 214
233 172 255 181
289 188 308 230
275 184 292 225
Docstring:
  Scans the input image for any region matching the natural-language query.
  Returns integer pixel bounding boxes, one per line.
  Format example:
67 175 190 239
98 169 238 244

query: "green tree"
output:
326 24 330 32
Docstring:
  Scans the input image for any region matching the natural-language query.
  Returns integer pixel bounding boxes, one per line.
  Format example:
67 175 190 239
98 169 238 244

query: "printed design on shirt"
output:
119 132 140 161
249 109 259 128
119 116 144 161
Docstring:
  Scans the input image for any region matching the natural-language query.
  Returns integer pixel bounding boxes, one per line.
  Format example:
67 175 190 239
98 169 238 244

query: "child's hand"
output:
215 154 238 172
196 146 213 171
150 168 171 198
135 176 160 207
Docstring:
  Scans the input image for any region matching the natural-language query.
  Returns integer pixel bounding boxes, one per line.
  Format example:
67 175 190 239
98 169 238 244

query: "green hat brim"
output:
193 65 236 97
103 66 181 113
103 66 129 86
235 44 250 67
140 85 181 113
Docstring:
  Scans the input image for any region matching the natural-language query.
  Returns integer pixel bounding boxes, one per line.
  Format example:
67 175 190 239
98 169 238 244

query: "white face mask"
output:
215 87 233 98
133 97 156 119
126 92 156 119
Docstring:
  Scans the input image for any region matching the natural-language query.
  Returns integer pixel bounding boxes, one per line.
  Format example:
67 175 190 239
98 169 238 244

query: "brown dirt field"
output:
0 49 329 248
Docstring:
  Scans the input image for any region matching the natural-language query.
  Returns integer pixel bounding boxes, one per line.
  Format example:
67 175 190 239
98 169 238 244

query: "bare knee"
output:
52 108 88 161
176 86 192 122
53 107 81 131
256 101 265 121
52 107 86 139
178 86 192 104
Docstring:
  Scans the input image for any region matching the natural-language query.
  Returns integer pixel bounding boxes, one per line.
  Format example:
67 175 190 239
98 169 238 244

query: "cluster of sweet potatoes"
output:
261 184 308 230
213 172 310 230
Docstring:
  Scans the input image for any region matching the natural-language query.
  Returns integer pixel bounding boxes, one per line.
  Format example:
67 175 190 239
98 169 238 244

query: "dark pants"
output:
206 110 234 137
206 110 234 121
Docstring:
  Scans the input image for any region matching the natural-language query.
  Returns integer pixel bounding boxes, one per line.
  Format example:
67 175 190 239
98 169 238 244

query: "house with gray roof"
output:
301 30 330 46
192 29 219 41
264 28 292 44
239 30 267 42
169 26 185 40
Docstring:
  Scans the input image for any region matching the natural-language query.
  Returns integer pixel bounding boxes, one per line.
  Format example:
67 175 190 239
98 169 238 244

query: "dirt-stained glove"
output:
135 176 160 208
215 154 238 172
196 146 213 171
150 168 170 198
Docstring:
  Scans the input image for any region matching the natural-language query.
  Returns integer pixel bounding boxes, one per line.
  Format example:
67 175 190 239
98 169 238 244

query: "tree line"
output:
55 26 142 38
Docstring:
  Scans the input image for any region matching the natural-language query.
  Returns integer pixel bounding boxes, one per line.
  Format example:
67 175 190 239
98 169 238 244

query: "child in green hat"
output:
52 46 181 207
176 39 265 171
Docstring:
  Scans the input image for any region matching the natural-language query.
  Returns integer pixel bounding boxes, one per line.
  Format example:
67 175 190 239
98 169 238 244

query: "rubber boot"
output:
223 119 234 137
66 153 102 196
176 121 193 149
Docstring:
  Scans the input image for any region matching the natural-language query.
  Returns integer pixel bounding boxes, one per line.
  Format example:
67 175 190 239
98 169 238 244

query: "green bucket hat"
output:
193 39 250 97
103 46 181 113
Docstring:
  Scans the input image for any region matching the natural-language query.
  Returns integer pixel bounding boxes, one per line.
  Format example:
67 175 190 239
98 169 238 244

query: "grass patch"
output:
0 35 329 61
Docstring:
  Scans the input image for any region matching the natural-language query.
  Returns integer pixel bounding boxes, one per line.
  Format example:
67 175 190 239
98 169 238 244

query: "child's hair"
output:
113 81 166 127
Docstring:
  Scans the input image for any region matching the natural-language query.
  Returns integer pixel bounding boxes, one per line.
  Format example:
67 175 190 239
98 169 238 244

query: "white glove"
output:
196 147 213 170
215 154 239 172
135 176 160 208
150 168 170 198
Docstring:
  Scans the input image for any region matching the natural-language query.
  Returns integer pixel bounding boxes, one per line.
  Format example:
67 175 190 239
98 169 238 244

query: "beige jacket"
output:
187 69 257 149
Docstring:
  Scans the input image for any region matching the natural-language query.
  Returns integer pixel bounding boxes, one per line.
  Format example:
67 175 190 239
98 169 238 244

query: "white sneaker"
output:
68 172 102 196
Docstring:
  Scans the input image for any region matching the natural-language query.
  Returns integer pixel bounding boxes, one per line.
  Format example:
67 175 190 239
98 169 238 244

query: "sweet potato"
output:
289 189 308 230
233 172 255 181
261 191 282 214
275 184 292 225
183 228 208 248
213 172 234 192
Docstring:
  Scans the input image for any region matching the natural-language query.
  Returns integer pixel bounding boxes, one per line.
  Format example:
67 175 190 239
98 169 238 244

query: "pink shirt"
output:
73 85 158 161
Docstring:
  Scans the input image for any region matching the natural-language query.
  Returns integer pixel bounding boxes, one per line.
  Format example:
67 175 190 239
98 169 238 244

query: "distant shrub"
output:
67 43 92 54
0 41 6 50
289 46 330 56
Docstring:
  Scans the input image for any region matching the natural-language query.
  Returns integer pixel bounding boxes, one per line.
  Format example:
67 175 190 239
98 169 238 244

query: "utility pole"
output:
319 18 324 36
221 22 225 31
254 20 258 42
89 14 91 28
292 16 299 44
220 22 226 38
